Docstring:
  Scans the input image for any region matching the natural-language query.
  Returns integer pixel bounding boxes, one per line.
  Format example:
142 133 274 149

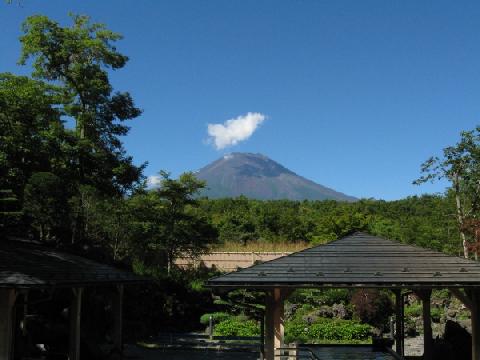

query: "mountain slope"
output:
196 153 357 201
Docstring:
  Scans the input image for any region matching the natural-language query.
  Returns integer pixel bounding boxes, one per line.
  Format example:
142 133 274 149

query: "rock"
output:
331 303 348 319
302 314 318 324
370 327 382 337
446 308 457 318
315 305 334 318
285 303 297 319
456 319 472 334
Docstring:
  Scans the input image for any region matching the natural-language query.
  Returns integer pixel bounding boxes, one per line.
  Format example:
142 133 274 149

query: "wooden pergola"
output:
0 239 146 360
207 232 480 360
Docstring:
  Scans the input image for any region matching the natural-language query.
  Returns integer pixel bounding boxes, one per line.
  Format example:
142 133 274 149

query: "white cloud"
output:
147 175 162 188
207 112 266 150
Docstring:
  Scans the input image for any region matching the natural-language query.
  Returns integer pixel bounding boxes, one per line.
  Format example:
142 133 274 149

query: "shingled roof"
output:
0 239 146 288
207 232 480 289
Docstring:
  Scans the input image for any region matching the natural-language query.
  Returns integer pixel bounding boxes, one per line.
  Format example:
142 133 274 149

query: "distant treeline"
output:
199 195 460 255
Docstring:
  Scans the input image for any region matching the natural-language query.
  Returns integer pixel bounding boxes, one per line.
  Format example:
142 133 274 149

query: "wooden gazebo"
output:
0 239 146 360
207 232 480 360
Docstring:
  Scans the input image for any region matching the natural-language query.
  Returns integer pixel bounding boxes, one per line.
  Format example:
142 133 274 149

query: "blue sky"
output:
2 0 480 200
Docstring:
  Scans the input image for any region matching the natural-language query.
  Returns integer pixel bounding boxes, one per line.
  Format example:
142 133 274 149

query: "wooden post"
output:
265 290 274 360
273 288 284 353
472 290 480 360
265 288 285 360
0 289 16 360
112 285 124 354
394 289 403 356
69 288 83 360
419 290 432 360
260 316 265 360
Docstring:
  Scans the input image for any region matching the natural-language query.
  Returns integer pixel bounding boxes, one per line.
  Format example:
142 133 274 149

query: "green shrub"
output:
284 321 309 344
200 312 231 325
433 289 450 300
288 289 350 307
318 289 350 306
404 303 422 317
308 319 370 341
285 317 371 343
430 307 443 322
213 317 260 337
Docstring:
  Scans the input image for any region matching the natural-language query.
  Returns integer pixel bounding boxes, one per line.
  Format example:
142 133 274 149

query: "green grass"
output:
212 240 308 252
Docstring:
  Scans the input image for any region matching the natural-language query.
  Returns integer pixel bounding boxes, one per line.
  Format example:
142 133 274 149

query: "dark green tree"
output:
0 73 64 197
23 172 68 242
130 172 218 273
0 189 22 237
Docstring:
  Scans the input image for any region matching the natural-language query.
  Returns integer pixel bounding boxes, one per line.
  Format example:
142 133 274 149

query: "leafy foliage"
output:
201 195 460 255
127 172 218 272
0 73 64 197
285 317 371 343
414 127 480 258
290 289 351 307
213 317 260 337
213 289 265 320
23 172 68 241
200 312 231 326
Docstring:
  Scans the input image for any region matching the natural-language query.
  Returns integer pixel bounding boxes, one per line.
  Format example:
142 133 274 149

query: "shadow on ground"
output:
124 345 258 360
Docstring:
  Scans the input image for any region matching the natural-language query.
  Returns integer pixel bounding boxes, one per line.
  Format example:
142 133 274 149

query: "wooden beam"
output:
69 288 83 360
0 289 16 360
450 288 473 311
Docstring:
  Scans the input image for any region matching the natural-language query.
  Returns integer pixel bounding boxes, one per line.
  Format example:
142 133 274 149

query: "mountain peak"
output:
197 152 357 201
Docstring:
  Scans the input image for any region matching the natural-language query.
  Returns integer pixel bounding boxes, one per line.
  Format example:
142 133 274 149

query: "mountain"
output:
195 153 357 201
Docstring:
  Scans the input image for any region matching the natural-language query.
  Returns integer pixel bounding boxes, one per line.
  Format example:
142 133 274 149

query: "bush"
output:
430 307 442 323
309 320 370 340
285 317 371 343
213 317 260 337
284 321 309 344
288 289 350 307
404 303 443 323
318 289 351 306
404 303 422 317
200 312 231 325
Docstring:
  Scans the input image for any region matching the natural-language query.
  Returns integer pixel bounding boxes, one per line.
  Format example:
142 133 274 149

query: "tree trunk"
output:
454 173 469 258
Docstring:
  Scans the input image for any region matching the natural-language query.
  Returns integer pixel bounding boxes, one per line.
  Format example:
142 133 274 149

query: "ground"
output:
124 345 258 360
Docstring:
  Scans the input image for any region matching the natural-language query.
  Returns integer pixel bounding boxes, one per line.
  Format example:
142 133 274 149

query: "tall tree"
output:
19 14 145 243
19 13 144 194
414 127 480 258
